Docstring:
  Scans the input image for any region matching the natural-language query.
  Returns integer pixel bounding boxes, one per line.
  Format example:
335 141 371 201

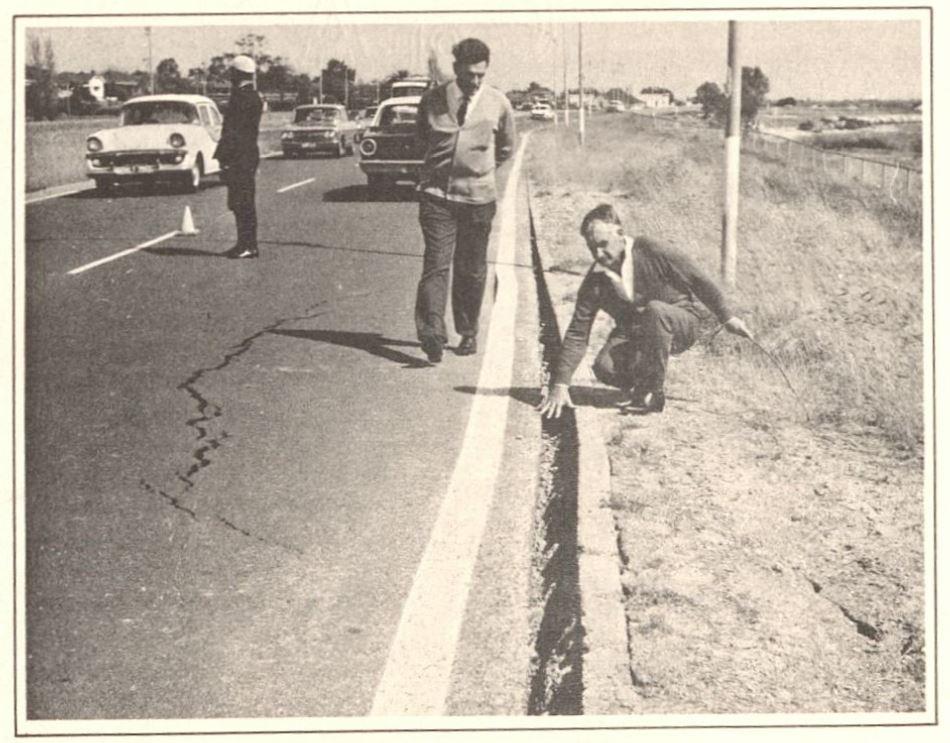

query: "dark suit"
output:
214 82 263 251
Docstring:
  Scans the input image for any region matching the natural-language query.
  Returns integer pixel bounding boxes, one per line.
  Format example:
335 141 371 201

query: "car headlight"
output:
168 133 186 149
359 138 377 157
87 137 103 153
281 131 294 140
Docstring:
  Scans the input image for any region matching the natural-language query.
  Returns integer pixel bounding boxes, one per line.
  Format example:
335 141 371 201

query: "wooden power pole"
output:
721 21 742 287
578 23 585 146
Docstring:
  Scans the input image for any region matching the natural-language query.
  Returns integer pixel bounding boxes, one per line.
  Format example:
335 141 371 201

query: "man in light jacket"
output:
414 38 516 363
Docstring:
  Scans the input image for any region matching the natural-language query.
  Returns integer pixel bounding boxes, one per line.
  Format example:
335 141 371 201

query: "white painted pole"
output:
721 21 741 288
578 23 585 146
562 26 570 126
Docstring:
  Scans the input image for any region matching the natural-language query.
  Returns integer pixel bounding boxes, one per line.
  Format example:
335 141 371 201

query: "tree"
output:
321 58 356 104
26 36 59 119
155 57 183 93
695 67 770 127
775 96 797 107
187 65 208 94
740 66 770 125
695 81 725 119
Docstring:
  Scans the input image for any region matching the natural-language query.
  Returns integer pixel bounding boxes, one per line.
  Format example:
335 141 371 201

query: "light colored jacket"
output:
416 81 516 204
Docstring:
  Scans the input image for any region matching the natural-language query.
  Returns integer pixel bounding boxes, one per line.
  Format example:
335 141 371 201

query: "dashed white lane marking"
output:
276 177 315 194
67 230 179 276
370 133 532 717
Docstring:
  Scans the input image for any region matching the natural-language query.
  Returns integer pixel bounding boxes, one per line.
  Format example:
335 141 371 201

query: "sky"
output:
22 12 924 101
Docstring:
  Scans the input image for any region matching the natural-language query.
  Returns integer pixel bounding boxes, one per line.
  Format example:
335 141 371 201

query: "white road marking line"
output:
277 177 315 194
371 134 531 717
25 187 86 205
67 230 179 276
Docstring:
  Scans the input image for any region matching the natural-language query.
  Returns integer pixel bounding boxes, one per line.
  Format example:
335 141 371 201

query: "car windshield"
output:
295 108 341 124
377 104 418 127
121 101 198 126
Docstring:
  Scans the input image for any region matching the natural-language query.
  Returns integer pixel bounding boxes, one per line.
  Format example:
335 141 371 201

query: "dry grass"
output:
527 115 924 451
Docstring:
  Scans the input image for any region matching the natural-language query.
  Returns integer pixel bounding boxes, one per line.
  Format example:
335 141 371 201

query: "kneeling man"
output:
539 203 753 418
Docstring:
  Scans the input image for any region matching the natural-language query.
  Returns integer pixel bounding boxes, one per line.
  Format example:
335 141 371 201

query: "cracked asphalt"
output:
24 151 526 718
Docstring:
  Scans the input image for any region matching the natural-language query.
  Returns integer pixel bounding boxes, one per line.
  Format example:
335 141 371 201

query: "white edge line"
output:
370 134 531 717
276 177 315 194
67 230 179 276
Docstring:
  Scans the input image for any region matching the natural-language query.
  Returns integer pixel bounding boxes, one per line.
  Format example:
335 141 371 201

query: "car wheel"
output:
94 177 114 196
183 156 203 193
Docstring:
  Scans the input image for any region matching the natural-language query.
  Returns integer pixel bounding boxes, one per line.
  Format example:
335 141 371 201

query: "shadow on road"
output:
322 184 419 203
68 181 225 200
270 328 431 368
145 246 232 259
258 239 420 261
453 385 623 409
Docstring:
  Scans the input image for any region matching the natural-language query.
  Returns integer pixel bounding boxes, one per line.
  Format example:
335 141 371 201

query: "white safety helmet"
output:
231 55 256 74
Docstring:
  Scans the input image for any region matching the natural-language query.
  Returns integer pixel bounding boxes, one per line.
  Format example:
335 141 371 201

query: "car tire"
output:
94 177 114 196
183 156 203 193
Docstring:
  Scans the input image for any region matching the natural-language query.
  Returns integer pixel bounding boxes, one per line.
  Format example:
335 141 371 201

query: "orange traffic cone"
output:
178 206 199 236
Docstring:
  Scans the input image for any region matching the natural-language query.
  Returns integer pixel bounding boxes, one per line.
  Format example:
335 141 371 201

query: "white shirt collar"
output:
449 79 485 117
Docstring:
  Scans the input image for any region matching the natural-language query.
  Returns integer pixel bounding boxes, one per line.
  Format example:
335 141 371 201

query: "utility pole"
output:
563 24 570 127
721 21 742 287
317 75 322 104
551 25 558 127
578 23 585 146
145 27 154 94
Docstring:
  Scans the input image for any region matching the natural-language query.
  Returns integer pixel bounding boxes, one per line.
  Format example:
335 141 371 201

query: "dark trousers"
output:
415 194 497 343
592 300 701 392
226 166 258 249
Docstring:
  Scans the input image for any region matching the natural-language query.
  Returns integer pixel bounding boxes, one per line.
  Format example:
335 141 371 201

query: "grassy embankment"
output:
25 112 291 192
528 114 923 452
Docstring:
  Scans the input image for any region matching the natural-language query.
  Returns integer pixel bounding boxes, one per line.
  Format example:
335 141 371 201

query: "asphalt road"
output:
24 150 527 719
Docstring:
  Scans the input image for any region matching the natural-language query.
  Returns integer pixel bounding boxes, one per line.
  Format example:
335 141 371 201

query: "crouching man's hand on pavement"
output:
538 384 574 419
724 316 754 340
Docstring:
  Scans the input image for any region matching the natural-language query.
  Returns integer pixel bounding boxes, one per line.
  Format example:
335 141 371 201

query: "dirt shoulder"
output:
527 116 926 714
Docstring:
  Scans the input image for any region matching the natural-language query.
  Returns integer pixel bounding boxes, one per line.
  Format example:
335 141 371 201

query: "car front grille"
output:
93 151 182 167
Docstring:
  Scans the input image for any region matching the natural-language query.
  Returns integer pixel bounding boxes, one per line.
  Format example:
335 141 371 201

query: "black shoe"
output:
456 335 477 356
421 336 443 363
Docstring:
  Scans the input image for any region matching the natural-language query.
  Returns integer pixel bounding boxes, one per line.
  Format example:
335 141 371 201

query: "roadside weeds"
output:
526 115 926 714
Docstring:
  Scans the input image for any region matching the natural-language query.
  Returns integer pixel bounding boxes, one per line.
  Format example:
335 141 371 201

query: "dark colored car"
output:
280 104 360 158
357 96 426 190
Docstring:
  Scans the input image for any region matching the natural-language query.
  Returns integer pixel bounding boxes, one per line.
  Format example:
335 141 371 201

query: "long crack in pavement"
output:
139 300 329 554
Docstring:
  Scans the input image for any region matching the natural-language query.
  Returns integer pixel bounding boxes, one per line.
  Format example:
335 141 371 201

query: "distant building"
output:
639 90 673 109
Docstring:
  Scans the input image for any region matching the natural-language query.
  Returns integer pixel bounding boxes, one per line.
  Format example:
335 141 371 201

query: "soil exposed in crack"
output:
527 207 584 715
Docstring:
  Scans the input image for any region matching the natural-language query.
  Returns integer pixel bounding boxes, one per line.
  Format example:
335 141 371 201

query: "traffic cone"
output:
178 206 199 236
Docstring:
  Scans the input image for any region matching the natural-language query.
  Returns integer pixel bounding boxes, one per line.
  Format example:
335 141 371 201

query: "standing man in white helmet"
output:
214 54 263 259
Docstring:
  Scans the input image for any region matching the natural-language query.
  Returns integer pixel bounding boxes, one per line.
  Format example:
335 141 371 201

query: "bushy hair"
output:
580 203 623 237
452 38 491 65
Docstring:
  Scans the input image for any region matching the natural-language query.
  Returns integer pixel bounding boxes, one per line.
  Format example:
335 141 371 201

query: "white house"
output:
639 91 672 109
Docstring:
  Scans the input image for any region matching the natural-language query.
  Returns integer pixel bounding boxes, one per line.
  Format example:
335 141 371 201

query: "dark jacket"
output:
551 236 735 385
213 83 263 170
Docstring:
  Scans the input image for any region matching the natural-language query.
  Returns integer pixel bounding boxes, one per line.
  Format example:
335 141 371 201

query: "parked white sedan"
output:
85 94 223 194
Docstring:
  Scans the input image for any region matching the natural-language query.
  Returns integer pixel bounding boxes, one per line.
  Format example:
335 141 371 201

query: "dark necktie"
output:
458 95 470 126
